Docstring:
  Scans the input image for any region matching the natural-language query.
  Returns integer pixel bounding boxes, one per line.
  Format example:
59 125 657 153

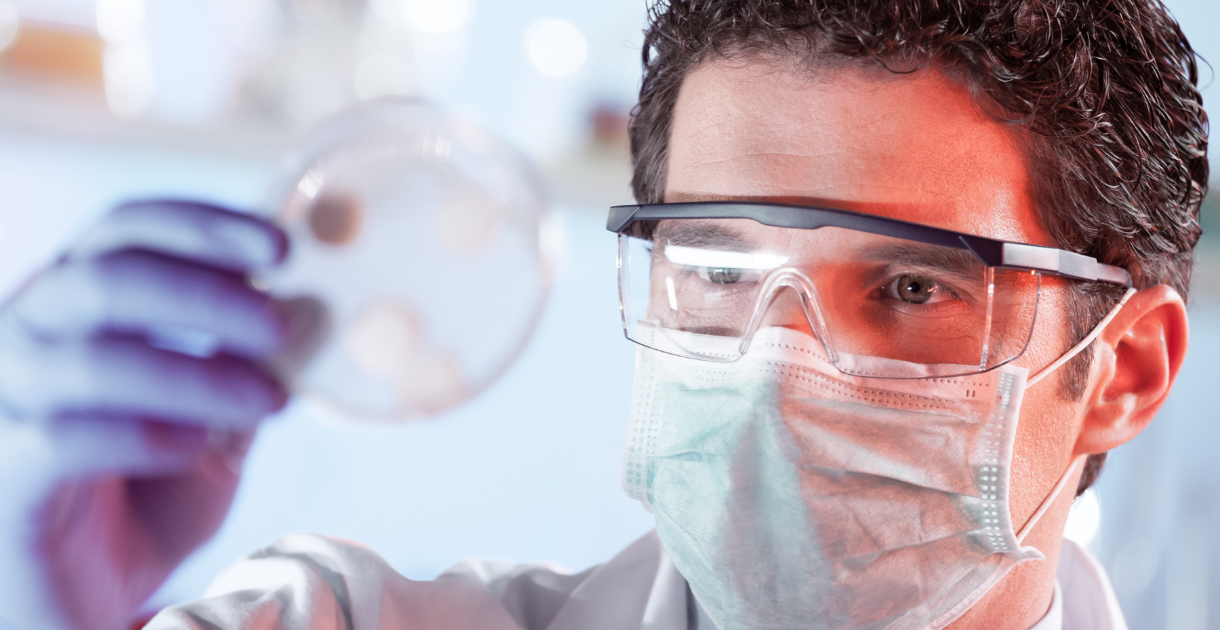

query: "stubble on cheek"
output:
1006 282 1087 529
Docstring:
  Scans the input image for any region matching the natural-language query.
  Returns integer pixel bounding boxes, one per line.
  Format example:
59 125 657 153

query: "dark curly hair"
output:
629 0 1209 495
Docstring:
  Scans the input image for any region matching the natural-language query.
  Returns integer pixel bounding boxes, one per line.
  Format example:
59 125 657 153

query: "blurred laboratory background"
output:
0 0 1215 627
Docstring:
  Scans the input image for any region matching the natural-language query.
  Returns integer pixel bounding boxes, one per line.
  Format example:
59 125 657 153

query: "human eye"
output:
694 266 751 285
878 273 959 305
663 244 785 288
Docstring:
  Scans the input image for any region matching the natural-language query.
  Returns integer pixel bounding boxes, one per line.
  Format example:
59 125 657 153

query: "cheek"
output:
1009 379 1080 525
1006 284 1086 523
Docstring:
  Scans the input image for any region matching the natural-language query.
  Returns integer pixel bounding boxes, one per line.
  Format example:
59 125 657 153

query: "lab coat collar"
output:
1055 539 1128 630
1024 539 1129 630
545 532 687 630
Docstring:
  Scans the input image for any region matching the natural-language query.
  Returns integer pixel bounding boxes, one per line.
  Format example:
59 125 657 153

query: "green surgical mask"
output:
623 289 1132 630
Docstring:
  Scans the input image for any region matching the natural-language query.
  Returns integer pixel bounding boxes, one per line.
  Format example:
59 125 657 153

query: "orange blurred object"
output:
591 106 629 149
0 23 104 89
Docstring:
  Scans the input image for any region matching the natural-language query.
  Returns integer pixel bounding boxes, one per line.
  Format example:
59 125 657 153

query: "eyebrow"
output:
654 220 756 250
857 242 984 278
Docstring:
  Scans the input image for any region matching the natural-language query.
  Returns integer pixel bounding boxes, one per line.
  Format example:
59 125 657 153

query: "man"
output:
0 0 1207 629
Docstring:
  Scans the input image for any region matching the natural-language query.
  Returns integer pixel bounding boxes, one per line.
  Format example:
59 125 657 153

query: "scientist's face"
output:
665 59 1089 625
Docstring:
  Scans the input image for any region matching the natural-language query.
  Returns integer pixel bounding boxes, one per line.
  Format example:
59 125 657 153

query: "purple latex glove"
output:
0 200 310 630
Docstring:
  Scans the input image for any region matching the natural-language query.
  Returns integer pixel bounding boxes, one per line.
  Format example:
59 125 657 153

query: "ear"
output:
1074 285 1189 455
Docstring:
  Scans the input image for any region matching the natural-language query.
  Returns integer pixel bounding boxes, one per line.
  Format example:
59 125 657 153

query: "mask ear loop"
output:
1015 287 1137 544
1027 288 1137 388
1015 454 1086 544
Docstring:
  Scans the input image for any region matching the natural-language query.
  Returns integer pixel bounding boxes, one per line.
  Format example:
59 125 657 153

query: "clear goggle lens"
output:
619 219 1041 378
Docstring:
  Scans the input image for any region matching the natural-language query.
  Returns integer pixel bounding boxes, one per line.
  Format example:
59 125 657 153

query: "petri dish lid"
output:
260 99 555 421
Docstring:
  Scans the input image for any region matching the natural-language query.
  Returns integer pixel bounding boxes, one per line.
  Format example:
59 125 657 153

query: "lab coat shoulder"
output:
144 532 570 630
144 532 678 630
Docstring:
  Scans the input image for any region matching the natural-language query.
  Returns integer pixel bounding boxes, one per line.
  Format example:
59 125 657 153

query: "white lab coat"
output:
146 532 1126 630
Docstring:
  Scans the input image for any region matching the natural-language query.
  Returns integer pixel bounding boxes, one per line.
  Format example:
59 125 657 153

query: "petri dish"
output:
259 99 554 421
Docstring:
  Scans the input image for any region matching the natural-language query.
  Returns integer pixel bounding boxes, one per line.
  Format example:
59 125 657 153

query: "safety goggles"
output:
606 202 1132 378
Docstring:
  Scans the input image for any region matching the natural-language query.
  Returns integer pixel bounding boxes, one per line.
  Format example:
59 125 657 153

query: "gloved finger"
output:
36 416 213 478
10 251 289 357
0 419 210 504
68 200 287 272
0 337 287 429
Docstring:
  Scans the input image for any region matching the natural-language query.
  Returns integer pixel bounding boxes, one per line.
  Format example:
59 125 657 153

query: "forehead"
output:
665 59 1055 246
